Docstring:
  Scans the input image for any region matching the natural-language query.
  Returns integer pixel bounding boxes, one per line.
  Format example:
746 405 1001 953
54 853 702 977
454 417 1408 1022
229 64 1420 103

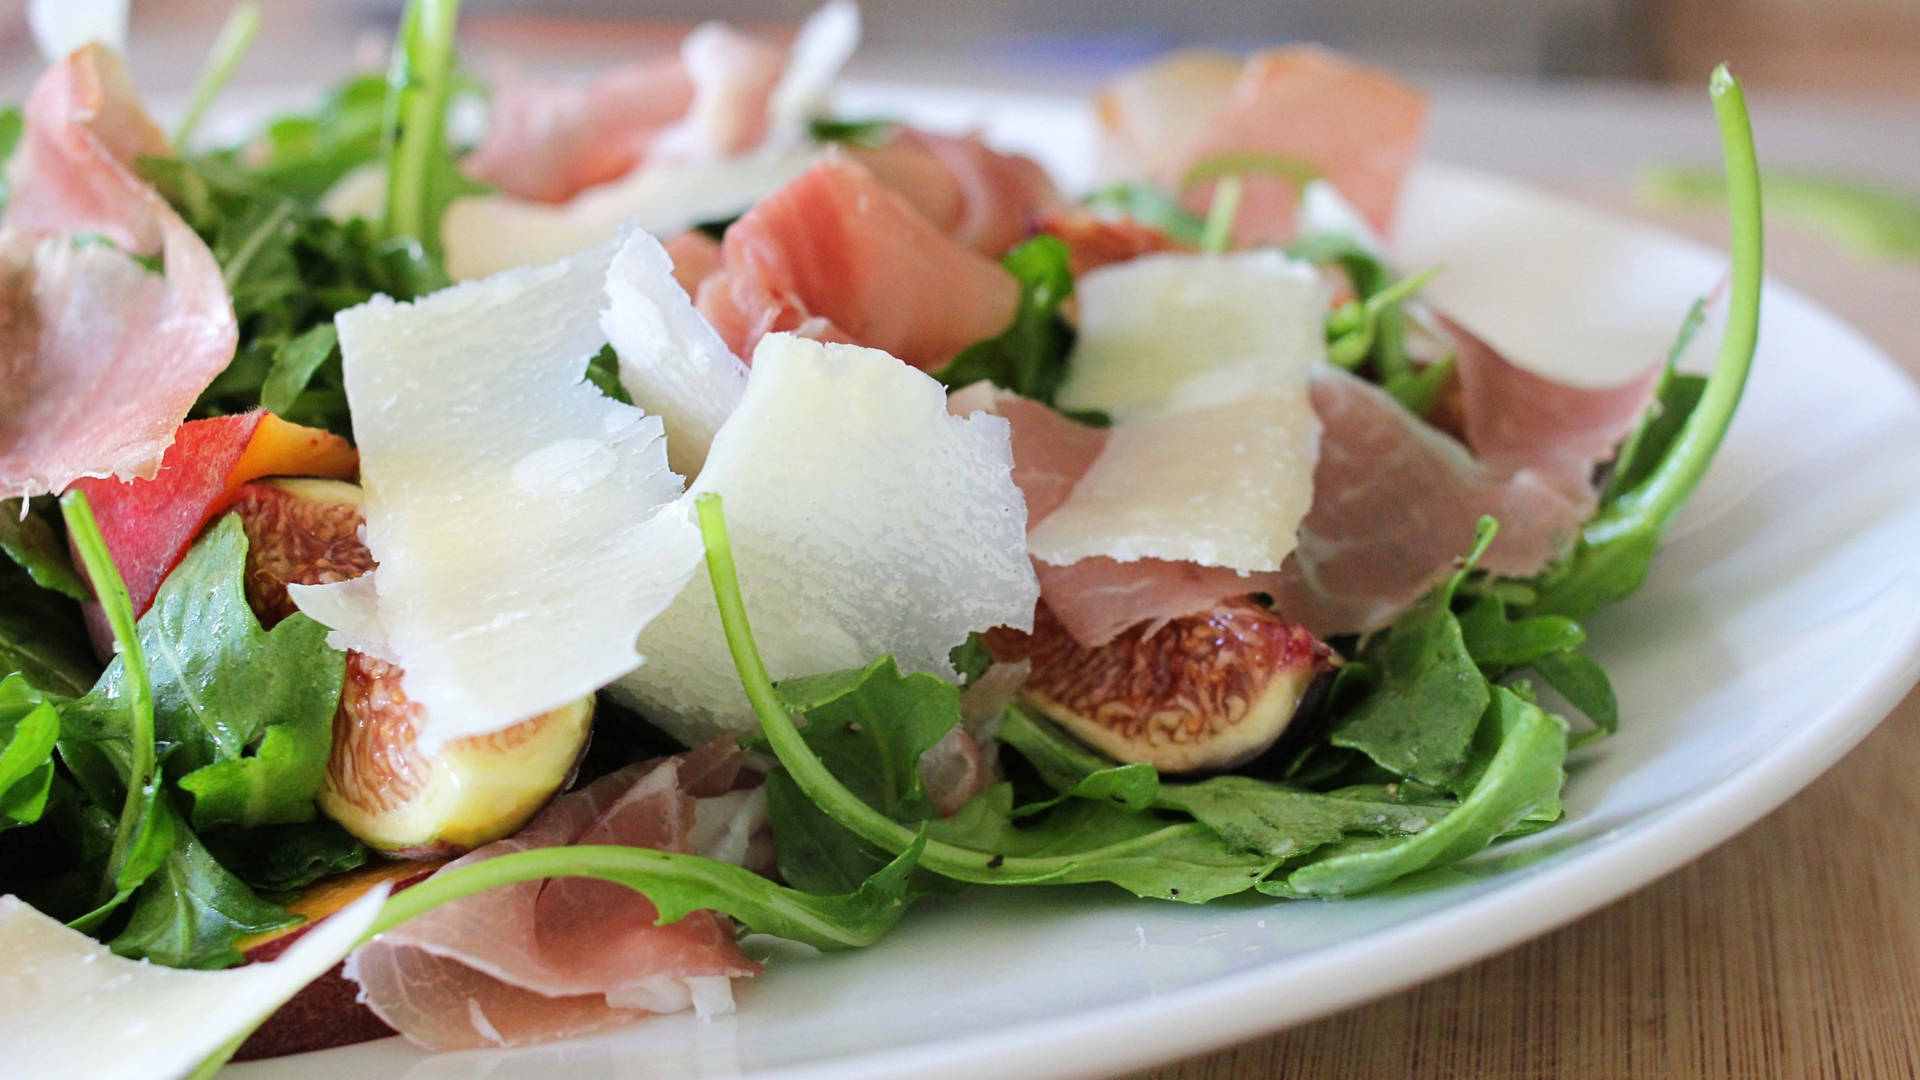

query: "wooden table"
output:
1140 209 1920 1080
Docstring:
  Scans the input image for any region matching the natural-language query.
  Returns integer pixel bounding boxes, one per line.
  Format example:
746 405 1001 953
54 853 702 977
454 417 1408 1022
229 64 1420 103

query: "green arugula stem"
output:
382 0 461 245
1583 66 1762 548
173 2 262 148
58 491 158 923
694 493 1211 884
1198 175 1243 254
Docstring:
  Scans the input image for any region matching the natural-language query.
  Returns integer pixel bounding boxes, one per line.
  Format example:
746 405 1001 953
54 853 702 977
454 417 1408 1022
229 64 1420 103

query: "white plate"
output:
230 87 1920 1080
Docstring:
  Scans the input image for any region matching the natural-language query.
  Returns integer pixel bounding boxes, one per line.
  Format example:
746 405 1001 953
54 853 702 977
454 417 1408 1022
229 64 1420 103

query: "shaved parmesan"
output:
443 149 817 281
0 887 387 1080
291 237 700 747
616 333 1039 744
1030 251 1324 572
1055 249 1326 418
768 0 862 130
603 231 746 477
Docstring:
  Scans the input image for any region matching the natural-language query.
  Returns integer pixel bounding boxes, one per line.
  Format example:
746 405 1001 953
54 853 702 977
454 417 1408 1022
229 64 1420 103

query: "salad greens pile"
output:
0 0 1764 1058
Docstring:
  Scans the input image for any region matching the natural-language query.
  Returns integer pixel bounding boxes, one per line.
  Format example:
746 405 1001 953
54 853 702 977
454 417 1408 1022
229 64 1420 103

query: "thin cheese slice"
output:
292 236 700 747
443 148 817 281
1029 250 1325 572
0 887 387 1080
603 230 747 478
617 333 1039 744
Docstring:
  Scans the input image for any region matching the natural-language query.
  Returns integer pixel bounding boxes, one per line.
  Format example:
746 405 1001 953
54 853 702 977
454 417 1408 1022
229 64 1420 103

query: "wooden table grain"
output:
1139 209 1920 1080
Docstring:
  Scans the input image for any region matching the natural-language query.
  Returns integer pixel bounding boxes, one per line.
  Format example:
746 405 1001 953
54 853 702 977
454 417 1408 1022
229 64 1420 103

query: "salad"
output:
0 0 1762 1075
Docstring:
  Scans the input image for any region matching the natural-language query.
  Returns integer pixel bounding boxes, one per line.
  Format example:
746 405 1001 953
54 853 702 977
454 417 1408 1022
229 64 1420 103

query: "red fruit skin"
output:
68 412 357 651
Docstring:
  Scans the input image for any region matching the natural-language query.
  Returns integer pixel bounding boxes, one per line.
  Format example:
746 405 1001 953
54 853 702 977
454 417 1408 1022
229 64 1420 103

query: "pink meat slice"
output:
463 59 694 203
0 44 237 499
345 740 768 1051
1273 368 1588 636
1099 46 1426 246
1443 313 1662 501
463 21 784 204
695 153 1020 370
663 229 724 296
850 127 1060 257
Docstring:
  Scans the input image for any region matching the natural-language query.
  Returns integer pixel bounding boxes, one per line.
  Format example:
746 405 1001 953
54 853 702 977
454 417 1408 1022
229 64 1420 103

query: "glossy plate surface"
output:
233 85 1920 1080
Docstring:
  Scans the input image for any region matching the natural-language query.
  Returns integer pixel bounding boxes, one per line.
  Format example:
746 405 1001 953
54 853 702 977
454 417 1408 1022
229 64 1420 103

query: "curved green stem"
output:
1585 66 1762 546
381 0 461 247
173 2 262 148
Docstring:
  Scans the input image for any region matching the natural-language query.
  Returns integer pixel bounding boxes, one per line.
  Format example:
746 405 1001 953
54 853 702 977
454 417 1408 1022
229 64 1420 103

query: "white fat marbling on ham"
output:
345 740 766 1051
0 45 236 499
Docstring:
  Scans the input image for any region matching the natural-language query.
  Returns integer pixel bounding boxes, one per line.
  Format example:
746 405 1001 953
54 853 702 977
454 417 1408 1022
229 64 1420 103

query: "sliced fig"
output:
994 599 1335 773
230 479 593 856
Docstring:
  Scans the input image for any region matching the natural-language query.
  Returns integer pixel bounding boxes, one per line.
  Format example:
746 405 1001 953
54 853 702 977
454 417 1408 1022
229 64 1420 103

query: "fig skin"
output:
230 479 593 857
993 599 1335 773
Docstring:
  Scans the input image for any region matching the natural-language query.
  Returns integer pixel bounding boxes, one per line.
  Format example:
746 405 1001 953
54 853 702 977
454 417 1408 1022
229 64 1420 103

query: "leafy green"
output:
1080 184 1206 246
1269 688 1567 897
1180 150 1321 194
807 116 897 147
996 706 1158 814
1156 776 1448 860
1325 265 1441 370
0 105 22 213
933 236 1091 416
58 492 167 931
1643 167 1919 263
106 797 297 968
0 498 87 600
64 517 346 830
697 492 1275 901
382 0 486 261
1605 298 1709 502
203 820 369 895
1524 67 1763 620
1284 233 1427 389
0 674 60 830
1330 521 1496 791
0 563 102 701
173 2 262 148
1197 174 1243 254
215 74 389 204
141 153 448 433
583 344 634 406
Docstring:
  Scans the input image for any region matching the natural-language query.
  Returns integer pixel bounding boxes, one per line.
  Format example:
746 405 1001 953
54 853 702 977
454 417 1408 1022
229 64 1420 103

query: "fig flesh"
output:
230 479 592 856
994 599 1335 773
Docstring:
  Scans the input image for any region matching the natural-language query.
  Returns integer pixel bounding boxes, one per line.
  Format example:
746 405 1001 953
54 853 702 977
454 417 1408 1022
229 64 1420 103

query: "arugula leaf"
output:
64 517 346 830
807 116 897 147
1271 687 1567 897
107 797 298 969
219 74 389 204
58 492 167 931
1081 184 1206 247
1643 167 1919 263
1456 594 1586 669
996 706 1158 814
382 0 486 260
1605 298 1710 502
0 674 60 830
1181 151 1321 194
1284 233 1425 386
583 344 634 406
933 236 1090 415
0 498 87 600
259 324 340 417
1523 67 1763 619
696 492 1275 901
948 633 993 687
202 820 369 896
0 558 98 700
1330 521 1496 791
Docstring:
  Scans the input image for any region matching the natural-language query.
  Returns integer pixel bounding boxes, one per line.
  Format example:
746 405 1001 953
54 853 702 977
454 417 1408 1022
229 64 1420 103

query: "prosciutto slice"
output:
850 127 1059 257
695 154 1020 370
1443 312 1661 501
1099 46 1427 245
345 740 769 1051
463 59 696 204
0 44 236 499
1274 368 1587 636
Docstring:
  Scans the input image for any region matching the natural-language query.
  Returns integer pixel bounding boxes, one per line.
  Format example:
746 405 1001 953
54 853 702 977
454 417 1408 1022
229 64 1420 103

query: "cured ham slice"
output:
1099 47 1427 245
1443 313 1661 501
1037 208 1179 278
851 127 1059 257
464 60 696 204
1274 368 1587 636
664 229 724 296
346 740 768 1051
694 154 1020 370
0 45 236 499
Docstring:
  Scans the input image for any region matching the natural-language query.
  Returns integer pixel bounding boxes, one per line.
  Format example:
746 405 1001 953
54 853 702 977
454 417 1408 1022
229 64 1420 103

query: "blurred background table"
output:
5 2 1916 1076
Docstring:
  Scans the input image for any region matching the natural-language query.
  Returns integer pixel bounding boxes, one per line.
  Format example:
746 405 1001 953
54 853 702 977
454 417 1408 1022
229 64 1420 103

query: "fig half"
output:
231 479 592 856
996 599 1335 774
